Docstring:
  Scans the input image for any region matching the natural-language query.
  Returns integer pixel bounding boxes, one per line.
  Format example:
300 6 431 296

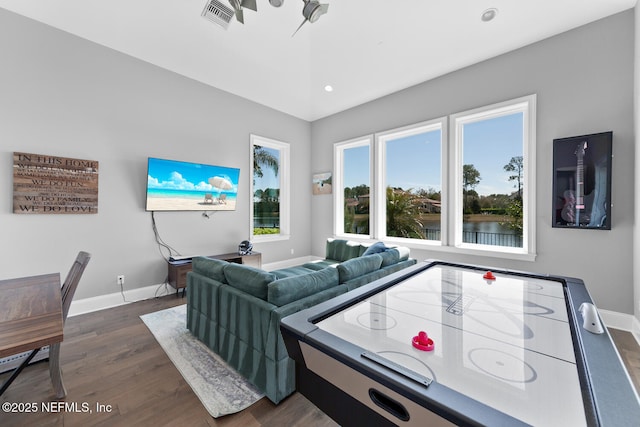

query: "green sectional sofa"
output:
186 239 416 404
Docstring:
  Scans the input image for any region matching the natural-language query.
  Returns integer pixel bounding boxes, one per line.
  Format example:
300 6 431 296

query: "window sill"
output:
252 234 290 243
335 235 536 262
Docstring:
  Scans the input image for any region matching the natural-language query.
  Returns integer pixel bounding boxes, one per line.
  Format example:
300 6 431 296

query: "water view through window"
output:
253 145 281 235
461 112 524 248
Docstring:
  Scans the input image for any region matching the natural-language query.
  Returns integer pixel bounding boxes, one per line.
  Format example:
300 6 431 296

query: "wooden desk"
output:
0 273 63 396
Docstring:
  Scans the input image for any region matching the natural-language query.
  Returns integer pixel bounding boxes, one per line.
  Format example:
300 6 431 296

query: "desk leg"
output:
49 342 66 398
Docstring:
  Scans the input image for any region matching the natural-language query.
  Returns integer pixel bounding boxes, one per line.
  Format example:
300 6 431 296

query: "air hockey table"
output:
281 260 640 426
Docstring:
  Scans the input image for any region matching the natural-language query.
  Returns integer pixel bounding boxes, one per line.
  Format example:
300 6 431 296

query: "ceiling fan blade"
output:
291 18 308 37
240 0 257 12
235 8 244 23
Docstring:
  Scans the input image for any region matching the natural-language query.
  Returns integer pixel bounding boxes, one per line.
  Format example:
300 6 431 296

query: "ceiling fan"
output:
225 0 329 35
292 0 329 36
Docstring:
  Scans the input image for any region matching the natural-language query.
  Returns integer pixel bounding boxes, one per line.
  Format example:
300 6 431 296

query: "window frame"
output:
374 117 447 247
449 95 536 258
333 135 374 238
250 134 290 242
333 95 537 261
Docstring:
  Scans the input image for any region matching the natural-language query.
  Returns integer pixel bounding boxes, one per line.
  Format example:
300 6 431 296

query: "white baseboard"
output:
68 283 174 317
67 257 316 317
600 309 640 346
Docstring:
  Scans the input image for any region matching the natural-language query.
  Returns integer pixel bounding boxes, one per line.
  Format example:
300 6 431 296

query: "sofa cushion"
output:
337 254 383 283
271 265 317 279
192 257 228 283
362 241 388 256
378 249 399 267
302 260 339 270
268 267 339 307
326 239 363 262
223 263 276 300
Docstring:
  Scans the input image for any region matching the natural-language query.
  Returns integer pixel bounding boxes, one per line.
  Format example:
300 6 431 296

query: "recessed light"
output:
324 85 334 92
481 8 498 22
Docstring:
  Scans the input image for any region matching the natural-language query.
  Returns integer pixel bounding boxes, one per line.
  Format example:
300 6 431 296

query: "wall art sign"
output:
552 132 612 229
13 152 99 214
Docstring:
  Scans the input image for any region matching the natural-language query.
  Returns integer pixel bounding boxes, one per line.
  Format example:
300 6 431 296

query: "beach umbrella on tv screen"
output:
209 176 233 190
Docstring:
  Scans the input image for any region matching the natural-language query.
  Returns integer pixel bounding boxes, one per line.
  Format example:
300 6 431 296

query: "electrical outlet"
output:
117 275 125 286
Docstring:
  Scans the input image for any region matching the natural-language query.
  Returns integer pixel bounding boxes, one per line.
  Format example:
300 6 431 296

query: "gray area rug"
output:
140 304 264 417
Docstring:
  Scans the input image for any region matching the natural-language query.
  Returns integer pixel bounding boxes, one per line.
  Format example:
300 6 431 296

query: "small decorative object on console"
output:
238 240 253 255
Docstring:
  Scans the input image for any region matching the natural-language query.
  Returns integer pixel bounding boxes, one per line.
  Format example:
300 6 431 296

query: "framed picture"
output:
312 172 332 195
552 131 612 229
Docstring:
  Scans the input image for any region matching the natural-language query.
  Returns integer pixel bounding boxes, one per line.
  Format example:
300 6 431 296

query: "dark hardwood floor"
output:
0 295 337 427
1 294 639 426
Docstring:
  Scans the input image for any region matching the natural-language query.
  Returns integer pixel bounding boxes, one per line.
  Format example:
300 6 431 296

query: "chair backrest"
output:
60 251 91 322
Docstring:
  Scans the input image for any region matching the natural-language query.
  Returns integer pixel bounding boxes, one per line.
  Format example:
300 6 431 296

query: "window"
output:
375 119 445 242
334 136 372 237
450 96 536 256
334 95 536 260
250 135 290 241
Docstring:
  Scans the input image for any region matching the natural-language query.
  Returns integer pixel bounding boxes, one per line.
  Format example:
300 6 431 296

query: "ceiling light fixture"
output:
481 8 498 22
324 85 333 92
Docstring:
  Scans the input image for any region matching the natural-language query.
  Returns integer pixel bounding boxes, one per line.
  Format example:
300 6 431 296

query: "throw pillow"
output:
362 241 387 256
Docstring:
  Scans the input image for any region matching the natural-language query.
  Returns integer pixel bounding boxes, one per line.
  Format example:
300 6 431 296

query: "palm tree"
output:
386 187 425 239
253 145 279 182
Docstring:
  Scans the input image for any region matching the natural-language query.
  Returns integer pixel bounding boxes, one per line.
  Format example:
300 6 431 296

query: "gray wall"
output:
635 5 640 321
1 8 636 316
0 9 311 300
311 11 636 314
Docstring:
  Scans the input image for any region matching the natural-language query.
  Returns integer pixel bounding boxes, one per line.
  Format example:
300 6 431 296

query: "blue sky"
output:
147 157 240 192
344 113 523 196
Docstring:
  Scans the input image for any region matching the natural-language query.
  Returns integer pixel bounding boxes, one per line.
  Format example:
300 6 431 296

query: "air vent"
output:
202 0 234 30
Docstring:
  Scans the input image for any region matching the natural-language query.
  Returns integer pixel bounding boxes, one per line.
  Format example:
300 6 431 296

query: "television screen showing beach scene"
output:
146 157 240 211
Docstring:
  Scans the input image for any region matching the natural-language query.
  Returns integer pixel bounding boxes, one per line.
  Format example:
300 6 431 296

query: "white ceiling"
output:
0 0 636 121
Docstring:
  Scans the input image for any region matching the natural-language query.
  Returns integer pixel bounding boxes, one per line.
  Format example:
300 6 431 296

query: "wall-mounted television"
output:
146 157 240 212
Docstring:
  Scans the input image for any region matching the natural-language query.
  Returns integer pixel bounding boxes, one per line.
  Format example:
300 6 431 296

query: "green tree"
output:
501 198 523 234
504 156 523 198
253 145 279 183
463 164 481 214
463 164 481 192
386 187 425 239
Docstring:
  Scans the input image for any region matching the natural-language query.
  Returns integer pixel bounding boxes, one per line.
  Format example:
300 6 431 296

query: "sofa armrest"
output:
270 285 348 360
218 284 277 356
186 271 226 352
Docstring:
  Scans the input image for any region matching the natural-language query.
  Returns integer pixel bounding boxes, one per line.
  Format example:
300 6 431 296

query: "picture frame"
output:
552 131 612 229
312 172 332 195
